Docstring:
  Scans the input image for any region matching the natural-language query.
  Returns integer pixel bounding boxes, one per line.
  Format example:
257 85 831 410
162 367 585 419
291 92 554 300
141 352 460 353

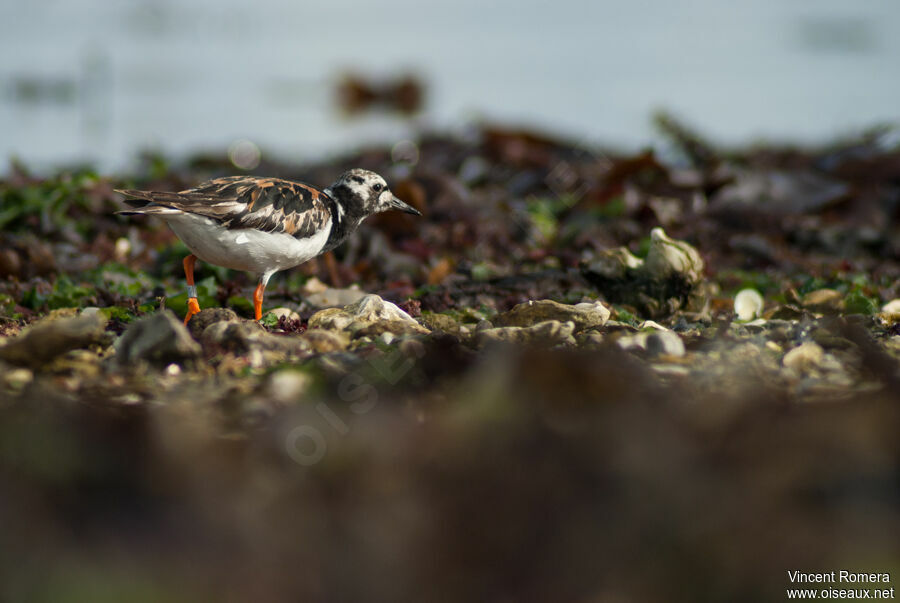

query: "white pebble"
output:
882 299 900 315
734 289 764 321
114 237 131 261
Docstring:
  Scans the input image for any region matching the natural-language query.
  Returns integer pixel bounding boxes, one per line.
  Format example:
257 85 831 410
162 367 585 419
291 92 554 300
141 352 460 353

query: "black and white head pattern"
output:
327 169 420 222
331 169 389 215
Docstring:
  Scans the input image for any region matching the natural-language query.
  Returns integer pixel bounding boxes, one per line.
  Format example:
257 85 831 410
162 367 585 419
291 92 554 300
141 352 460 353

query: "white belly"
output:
165 213 331 275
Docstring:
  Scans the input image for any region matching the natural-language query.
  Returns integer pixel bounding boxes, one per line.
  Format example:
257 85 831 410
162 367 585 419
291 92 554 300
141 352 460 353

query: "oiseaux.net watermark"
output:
786 570 894 600
283 341 424 466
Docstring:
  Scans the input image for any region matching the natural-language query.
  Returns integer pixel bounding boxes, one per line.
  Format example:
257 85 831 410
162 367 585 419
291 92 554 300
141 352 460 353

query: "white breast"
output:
165 213 332 275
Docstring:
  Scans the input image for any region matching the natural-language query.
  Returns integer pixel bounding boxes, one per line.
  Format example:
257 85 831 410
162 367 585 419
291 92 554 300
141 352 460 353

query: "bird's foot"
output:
184 297 201 325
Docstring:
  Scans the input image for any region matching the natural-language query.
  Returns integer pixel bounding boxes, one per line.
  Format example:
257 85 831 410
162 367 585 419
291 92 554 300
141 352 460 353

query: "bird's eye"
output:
373 183 384 192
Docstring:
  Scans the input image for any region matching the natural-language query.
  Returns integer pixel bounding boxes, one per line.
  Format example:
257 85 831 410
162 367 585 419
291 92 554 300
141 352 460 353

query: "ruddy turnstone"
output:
117 169 421 324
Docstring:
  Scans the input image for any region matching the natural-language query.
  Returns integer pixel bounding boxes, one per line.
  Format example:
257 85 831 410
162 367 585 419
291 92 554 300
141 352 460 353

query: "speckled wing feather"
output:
116 176 333 238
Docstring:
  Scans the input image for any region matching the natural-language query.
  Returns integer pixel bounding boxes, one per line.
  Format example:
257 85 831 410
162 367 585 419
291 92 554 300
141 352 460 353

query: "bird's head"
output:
328 169 421 218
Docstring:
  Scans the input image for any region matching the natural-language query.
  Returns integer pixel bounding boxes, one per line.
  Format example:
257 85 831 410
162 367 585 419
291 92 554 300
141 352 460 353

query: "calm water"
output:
1 0 898 172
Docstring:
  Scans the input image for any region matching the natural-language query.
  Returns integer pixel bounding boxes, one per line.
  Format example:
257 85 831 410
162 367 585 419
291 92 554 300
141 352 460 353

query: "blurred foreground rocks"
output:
1 328 898 603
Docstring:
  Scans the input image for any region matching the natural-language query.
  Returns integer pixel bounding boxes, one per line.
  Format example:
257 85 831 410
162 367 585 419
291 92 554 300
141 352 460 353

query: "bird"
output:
116 169 421 324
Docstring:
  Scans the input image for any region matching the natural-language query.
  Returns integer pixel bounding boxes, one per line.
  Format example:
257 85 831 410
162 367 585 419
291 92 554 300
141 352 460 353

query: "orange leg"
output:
183 254 201 325
253 281 265 321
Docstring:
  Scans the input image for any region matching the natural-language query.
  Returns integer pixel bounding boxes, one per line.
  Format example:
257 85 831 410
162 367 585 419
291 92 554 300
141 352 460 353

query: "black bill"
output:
386 194 422 216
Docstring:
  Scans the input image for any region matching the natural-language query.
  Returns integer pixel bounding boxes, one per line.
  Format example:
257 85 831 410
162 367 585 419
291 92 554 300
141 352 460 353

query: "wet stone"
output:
348 294 425 326
493 299 610 333
116 310 202 367
0 311 109 368
187 307 240 339
418 313 463 335
350 319 427 338
307 307 352 332
475 319 494 332
475 320 576 347
309 294 429 336
581 227 706 318
302 329 349 354
201 321 281 354
643 227 705 284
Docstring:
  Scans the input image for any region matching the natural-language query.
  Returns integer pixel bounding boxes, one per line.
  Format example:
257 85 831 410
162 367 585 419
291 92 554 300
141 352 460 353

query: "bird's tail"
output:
115 189 184 215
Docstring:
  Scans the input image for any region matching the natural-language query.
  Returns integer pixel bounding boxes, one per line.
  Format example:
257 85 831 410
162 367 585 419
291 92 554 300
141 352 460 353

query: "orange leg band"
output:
183 254 201 325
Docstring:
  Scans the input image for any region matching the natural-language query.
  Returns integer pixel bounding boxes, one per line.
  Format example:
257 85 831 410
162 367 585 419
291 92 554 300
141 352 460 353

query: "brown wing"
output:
116 176 333 238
